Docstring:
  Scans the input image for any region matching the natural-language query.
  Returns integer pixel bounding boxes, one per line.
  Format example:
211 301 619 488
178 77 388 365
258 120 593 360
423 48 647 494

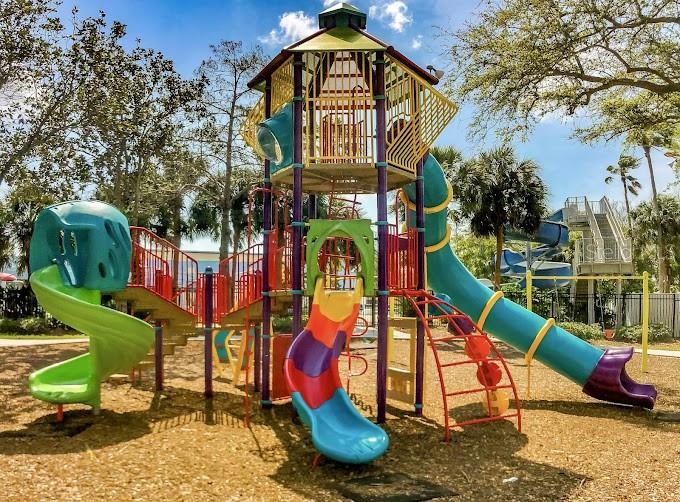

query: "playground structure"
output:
26 3 657 465
498 195 634 290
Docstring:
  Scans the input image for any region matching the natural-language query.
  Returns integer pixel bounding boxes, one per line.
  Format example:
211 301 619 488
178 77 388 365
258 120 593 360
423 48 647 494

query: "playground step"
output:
220 295 292 326
113 286 197 325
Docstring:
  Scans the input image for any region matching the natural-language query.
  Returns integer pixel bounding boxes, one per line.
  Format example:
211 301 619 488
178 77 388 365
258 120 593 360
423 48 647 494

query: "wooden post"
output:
204 267 214 398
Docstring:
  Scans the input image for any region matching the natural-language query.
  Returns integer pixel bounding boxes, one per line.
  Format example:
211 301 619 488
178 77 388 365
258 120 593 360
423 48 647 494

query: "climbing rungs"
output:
452 411 521 429
440 357 502 368
445 384 514 398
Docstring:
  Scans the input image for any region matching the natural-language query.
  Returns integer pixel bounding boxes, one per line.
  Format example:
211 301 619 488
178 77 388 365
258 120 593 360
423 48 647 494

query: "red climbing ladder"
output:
396 290 522 441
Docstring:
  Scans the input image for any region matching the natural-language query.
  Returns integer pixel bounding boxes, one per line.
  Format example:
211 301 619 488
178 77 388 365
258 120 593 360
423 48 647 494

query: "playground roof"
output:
247 3 438 90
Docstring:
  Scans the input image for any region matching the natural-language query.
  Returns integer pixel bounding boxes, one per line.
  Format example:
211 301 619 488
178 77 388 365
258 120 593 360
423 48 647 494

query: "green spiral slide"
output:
27 201 154 411
403 155 656 408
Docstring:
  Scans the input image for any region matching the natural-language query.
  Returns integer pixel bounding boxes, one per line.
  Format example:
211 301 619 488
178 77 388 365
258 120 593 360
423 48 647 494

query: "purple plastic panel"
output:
287 329 346 377
582 347 657 409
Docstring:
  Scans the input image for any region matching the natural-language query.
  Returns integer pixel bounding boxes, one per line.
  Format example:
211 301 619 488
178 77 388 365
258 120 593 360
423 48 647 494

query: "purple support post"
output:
204 267 213 398
414 154 426 416
154 322 163 392
261 77 273 408
292 53 304 340
307 194 317 316
375 52 388 424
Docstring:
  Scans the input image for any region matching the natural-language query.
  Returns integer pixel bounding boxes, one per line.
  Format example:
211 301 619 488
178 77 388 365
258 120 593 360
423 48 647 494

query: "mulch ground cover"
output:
1 335 679 501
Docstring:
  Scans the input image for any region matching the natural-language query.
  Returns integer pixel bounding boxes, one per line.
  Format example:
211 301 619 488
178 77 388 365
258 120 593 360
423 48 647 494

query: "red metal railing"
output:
387 188 419 290
129 227 200 316
129 243 172 299
396 290 522 440
217 188 300 315
319 236 360 291
387 225 418 290
195 272 227 325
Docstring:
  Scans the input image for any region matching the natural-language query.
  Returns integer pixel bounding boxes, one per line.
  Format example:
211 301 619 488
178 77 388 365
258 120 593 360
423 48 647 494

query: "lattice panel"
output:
303 50 375 165
241 58 294 159
385 58 458 173
241 97 265 157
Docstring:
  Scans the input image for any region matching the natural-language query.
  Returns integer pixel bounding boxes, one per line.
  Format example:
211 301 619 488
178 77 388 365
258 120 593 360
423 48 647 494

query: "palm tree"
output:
626 128 674 292
454 145 546 289
604 154 642 231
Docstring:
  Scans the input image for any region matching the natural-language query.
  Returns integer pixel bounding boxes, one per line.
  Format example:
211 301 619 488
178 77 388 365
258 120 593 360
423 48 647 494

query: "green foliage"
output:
445 0 680 139
452 232 495 280
630 195 680 290
615 323 672 344
0 317 54 334
452 145 547 286
557 322 603 341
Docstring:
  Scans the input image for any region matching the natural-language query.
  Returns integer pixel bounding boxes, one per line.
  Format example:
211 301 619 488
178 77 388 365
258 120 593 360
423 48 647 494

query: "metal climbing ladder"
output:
397 290 522 441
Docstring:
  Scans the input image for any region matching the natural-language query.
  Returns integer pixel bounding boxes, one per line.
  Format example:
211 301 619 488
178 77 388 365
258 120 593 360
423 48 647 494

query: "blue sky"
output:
59 0 677 251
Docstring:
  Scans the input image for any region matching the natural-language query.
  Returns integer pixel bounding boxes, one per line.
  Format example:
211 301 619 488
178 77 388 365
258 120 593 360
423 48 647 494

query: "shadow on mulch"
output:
519 399 673 430
0 345 87 424
263 400 587 501
0 385 255 455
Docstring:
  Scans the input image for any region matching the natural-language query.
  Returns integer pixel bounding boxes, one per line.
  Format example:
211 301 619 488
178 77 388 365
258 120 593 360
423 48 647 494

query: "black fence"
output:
3 285 679 339
0 286 45 319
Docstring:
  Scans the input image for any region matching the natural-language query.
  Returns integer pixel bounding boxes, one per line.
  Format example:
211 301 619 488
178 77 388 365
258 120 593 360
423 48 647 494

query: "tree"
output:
452 233 496 280
630 195 680 290
430 145 463 179
0 8 112 188
195 41 265 261
444 0 680 138
579 89 676 290
453 145 547 288
605 154 642 230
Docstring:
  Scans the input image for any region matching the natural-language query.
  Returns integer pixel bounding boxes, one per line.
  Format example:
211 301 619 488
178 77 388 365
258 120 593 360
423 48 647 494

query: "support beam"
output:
204 267 213 398
154 322 163 392
292 53 304 341
261 76 273 408
375 52 388 424
414 154 426 416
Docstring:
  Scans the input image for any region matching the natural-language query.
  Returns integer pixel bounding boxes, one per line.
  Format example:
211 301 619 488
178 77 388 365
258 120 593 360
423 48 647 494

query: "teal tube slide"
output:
403 155 656 403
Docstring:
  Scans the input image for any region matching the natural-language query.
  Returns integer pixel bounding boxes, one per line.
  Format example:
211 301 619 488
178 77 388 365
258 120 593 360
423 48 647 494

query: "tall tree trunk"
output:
643 145 669 292
218 90 238 262
622 178 635 272
494 225 504 290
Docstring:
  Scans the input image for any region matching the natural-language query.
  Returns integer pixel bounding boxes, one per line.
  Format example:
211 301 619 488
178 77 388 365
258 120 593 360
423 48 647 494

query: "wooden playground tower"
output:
122 3 521 436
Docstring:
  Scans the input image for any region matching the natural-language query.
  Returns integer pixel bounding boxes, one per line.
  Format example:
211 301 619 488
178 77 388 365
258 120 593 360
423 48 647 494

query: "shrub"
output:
558 322 603 341
615 323 672 344
0 317 53 334
18 317 51 334
0 318 21 333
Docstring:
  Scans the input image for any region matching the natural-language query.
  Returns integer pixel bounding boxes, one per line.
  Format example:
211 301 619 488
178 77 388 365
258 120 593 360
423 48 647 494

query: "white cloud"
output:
411 35 423 50
322 0 337 6
258 11 316 46
369 1 412 32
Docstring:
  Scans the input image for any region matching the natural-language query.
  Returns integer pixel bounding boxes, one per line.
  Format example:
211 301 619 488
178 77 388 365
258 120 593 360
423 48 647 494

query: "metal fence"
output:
505 289 680 338
3 284 680 339
0 286 44 319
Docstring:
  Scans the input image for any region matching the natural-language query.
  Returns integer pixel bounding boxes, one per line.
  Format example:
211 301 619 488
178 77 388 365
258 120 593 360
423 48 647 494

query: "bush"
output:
0 318 21 333
558 322 603 341
0 316 53 334
19 317 51 334
615 323 672 344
